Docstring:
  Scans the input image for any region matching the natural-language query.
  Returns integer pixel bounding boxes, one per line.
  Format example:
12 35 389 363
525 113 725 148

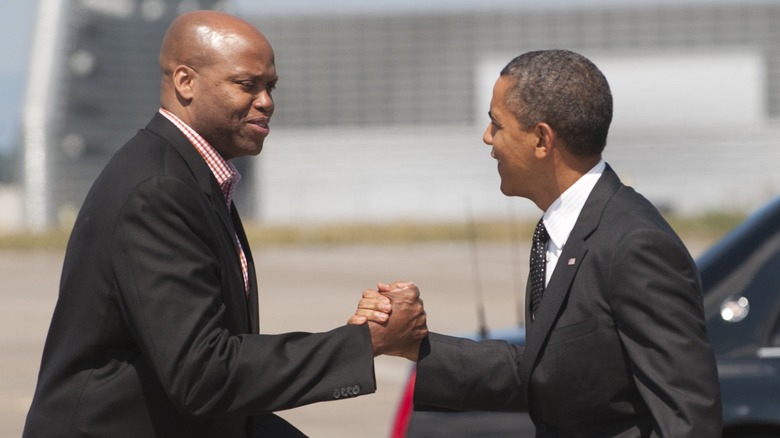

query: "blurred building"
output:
22 0 780 228
256 2 780 130
22 0 227 229
248 0 780 224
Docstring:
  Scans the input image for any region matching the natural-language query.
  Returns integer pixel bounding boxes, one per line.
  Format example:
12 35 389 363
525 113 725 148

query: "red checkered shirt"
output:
159 108 250 297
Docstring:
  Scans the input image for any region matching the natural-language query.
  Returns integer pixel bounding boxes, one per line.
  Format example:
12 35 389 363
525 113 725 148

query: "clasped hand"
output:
348 281 428 361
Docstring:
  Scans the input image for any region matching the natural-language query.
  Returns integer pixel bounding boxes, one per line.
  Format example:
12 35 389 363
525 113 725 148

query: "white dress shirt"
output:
541 159 606 285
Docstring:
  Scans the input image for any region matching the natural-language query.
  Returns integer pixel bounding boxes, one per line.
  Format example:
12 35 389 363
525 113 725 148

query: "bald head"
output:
159 10 270 77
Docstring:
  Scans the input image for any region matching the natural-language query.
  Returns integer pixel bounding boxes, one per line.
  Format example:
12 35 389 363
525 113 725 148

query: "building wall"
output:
247 2 780 224
29 2 780 227
255 124 780 225
255 2 780 129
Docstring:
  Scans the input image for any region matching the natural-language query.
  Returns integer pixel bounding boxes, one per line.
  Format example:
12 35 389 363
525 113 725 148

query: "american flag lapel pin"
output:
568 258 576 266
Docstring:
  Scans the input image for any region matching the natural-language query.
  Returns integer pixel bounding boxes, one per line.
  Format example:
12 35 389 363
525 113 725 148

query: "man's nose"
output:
255 91 274 113
482 124 493 145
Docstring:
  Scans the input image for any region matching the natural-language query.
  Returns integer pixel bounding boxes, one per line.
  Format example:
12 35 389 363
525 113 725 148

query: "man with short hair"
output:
24 11 426 438
356 50 722 436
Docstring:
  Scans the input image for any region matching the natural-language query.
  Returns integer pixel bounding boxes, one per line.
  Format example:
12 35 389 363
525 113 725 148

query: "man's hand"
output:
348 288 392 325
348 281 428 361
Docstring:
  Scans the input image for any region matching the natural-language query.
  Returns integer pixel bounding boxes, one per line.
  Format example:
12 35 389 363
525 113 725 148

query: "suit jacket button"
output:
333 388 341 399
351 385 360 396
537 423 548 434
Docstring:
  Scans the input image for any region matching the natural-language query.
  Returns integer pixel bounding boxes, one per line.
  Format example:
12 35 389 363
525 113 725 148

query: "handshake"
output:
348 281 428 362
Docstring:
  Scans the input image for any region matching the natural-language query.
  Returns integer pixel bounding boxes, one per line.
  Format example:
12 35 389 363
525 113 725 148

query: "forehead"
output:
227 53 276 76
490 76 513 115
212 38 276 77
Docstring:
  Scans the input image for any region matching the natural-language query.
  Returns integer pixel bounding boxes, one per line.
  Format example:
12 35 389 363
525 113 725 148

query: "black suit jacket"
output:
414 166 722 437
24 113 376 438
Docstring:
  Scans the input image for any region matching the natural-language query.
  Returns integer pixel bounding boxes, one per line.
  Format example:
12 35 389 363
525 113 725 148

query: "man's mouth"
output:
247 118 270 135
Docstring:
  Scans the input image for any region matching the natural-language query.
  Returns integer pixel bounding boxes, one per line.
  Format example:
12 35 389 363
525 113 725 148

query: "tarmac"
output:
0 237 710 437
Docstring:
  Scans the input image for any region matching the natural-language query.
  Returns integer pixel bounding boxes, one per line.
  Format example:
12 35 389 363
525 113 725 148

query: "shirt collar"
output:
158 108 241 206
542 159 606 250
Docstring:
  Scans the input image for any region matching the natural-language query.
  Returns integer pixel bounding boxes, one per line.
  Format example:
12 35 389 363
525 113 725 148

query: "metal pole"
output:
22 0 68 230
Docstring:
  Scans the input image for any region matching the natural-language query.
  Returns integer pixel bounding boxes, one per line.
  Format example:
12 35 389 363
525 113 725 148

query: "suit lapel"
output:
519 240 587 395
145 113 254 332
519 165 623 401
147 114 240 257
146 113 218 200
232 204 260 333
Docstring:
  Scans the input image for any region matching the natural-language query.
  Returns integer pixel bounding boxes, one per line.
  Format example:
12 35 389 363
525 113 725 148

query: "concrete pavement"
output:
1 241 530 437
1 237 710 437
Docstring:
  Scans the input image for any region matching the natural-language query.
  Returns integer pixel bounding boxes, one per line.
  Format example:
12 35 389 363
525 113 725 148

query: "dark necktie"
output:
529 219 550 317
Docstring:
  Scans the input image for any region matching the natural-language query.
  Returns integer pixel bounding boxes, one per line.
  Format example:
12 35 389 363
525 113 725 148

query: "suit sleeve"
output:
610 228 722 437
414 333 526 412
111 175 376 417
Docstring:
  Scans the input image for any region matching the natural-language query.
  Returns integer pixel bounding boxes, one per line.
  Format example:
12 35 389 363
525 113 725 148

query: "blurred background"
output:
1 0 779 232
1 0 779 437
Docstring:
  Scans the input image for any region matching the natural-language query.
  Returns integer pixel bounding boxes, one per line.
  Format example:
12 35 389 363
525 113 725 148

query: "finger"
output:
353 307 390 323
356 297 392 313
390 280 414 290
359 289 391 308
380 280 414 292
370 311 389 322
385 282 419 296
362 288 382 298
347 315 367 325
382 287 421 304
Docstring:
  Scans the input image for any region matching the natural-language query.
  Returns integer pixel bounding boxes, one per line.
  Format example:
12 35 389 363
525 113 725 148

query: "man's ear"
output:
534 122 555 158
172 65 196 101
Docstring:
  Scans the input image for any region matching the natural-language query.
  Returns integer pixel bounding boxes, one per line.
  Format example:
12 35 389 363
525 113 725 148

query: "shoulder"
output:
101 124 197 189
77 127 199 222
584 184 691 266
603 186 674 236
596 187 696 276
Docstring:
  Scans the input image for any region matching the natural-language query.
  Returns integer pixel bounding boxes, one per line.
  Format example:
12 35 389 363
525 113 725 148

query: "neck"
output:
536 154 601 212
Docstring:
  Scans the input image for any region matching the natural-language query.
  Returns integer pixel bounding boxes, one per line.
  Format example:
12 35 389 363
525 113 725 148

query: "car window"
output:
705 233 780 357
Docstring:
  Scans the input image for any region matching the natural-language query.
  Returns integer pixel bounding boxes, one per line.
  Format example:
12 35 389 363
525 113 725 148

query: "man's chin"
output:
222 143 263 160
241 139 264 157
250 144 263 156
499 182 513 197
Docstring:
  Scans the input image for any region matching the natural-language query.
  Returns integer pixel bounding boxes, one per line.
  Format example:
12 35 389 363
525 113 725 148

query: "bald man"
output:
23 11 426 438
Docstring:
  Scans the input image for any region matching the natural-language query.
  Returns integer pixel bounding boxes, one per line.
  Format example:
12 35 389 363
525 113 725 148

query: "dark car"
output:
392 197 780 438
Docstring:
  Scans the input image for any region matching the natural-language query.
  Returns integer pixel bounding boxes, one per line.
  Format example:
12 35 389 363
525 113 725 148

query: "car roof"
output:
698 196 780 294
697 196 780 356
